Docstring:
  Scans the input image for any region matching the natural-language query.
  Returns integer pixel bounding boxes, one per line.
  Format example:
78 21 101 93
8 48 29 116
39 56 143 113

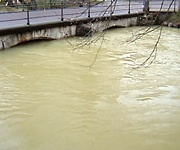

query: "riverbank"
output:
162 12 180 28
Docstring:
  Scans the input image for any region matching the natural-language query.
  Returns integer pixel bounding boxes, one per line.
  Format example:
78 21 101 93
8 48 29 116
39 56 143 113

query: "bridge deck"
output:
0 0 177 31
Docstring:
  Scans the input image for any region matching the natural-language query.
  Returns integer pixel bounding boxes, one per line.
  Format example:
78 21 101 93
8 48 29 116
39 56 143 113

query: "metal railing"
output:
149 0 178 12
0 0 178 28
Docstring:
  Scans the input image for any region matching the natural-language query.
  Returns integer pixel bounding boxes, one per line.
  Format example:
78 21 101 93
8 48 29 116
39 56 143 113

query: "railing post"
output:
110 0 114 15
178 0 180 12
88 0 90 17
128 0 130 14
143 0 149 14
61 1 64 21
27 4 30 25
174 0 176 12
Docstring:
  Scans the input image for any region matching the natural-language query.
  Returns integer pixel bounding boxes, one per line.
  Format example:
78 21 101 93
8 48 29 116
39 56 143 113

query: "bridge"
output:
0 0 178 49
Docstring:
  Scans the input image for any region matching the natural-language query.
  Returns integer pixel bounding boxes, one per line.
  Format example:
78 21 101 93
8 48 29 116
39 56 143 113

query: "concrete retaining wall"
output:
0 13 142 50
0 26 77 49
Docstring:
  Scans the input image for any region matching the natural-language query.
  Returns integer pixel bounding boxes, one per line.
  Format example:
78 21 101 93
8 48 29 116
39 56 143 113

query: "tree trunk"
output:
6 0 13 6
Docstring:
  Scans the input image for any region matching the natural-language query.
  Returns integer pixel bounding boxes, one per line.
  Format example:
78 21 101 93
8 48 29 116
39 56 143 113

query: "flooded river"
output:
0 26 180 150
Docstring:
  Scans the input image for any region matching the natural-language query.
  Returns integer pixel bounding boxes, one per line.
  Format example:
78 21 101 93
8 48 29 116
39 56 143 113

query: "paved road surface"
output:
0 0 177 30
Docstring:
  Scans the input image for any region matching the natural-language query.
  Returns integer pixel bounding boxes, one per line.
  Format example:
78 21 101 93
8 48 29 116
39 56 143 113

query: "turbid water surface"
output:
0 26 180 150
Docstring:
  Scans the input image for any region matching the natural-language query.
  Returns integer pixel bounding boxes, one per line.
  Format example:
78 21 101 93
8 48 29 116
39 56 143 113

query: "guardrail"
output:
0 0 178 27
150 0 177 12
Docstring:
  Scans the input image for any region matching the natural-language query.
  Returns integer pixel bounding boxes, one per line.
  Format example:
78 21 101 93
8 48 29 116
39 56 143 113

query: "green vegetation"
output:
0 4 23 12
0 0 101 12
168 12 180 23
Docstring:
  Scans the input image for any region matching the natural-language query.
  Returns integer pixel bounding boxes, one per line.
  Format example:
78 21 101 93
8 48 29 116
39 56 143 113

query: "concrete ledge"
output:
0 12 144 36
0 12 145 49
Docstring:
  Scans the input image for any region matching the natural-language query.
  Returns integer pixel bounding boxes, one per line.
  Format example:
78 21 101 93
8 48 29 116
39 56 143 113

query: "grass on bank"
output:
168 12 180 23
0 4 24 12
0 0 102 12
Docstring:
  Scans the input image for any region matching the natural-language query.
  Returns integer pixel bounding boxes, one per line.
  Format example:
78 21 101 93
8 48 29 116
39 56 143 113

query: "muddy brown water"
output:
0 26 180 150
